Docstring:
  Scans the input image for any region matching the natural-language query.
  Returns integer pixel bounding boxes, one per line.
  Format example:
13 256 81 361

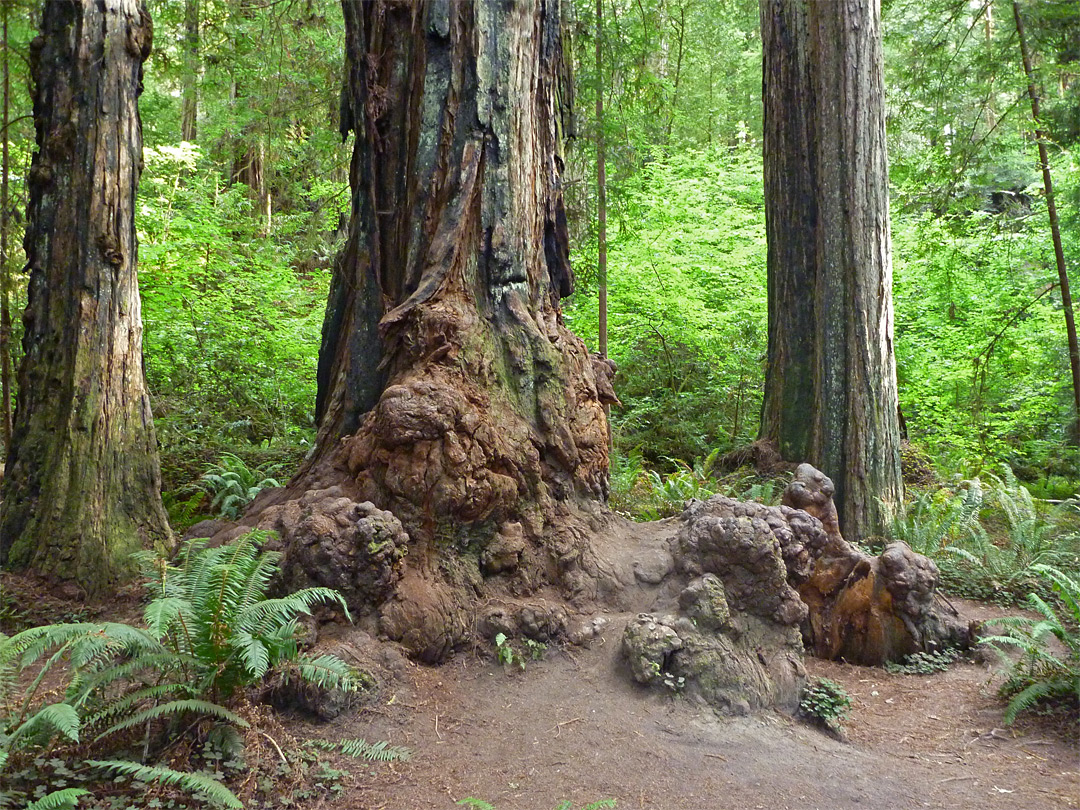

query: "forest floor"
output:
299 597 1078 810
4 517 1078 810
282 515 1080 810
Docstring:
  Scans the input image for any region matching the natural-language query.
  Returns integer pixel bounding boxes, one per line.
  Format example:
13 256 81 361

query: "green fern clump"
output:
885 479 983 558
943 471 1080 602
1 533 364 808
136 531 359 701
197 452 282 519
980 565 1080 724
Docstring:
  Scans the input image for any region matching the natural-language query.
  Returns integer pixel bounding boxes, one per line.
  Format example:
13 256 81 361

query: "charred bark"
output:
234 0 612 661
759 0 902 542
0 0 171 594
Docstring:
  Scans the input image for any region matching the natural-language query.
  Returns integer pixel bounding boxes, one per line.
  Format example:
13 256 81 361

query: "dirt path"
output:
297 597 1077 810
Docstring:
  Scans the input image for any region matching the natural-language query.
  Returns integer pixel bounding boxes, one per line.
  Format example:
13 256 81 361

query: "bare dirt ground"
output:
4 516 1077 810
291 507 1079 810
299 597 1078 810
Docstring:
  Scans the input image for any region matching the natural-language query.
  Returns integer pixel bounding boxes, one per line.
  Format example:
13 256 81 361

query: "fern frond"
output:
308 737 412 761
95 699 249 741
24 788 92 810
86 760 242 809
232 630 271 679
291 654 362 692
1002 678 1059 725
237 589 351 635
7 703 81 746
82 682 194 729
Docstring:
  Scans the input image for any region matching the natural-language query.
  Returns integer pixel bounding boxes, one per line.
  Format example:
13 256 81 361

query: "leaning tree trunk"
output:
236 0 614 662
0 0 171 595
759 0 902 542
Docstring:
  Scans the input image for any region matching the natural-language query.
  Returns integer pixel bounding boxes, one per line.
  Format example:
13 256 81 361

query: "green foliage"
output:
306 738 411 762
24 789 92 810
885 471 1080 602
980 565 1080 724
886 480 984 557
0 535 363 808
799 677 853 733
565 148 767 468
196 453 283 520
885 647 961 676
137 143 334 457
86 760 243 809
136 532 358 701
494 633 521 670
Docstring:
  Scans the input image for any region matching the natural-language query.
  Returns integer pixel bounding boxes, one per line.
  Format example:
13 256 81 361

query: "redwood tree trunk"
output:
759 0 902 542
0 0 172 594
241 0 611 661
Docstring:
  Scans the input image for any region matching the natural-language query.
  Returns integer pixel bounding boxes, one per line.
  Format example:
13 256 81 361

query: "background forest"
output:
0 0 1076 528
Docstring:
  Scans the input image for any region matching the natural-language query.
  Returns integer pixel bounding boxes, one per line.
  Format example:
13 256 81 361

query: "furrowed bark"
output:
760 0 902 542
0 0 172 594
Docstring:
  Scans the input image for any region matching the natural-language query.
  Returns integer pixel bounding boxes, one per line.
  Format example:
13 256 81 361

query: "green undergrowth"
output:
980 565 1080 725
884 467 1080 604
610 447 790 521
0 534 408 809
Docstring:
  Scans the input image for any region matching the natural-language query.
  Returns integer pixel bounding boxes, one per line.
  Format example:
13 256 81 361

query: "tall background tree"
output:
0 0 171 593
759 0 903 541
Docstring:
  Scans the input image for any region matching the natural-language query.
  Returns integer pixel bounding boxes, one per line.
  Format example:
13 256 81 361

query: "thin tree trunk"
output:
181 0 198 141
1012 0 1080 438
0 0 172 594
760 0 902 541
0 0 12 448
597 0 608 361
664 0 686 144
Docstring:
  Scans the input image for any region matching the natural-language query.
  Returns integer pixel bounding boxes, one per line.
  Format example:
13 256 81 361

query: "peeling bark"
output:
0 0 172 595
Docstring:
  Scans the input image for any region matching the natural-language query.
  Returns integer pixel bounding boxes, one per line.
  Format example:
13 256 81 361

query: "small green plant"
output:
885 647 961 675
523 638 547 661
799 677 853 733
197 452 282 519
980 564 1080 724
493 633 521 670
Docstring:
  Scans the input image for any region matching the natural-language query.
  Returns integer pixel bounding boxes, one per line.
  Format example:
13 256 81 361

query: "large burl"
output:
783 464 968 664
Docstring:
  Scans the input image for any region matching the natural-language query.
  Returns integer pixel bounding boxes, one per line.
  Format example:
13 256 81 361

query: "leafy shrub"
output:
980 565 1080 724
799 677 853 733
